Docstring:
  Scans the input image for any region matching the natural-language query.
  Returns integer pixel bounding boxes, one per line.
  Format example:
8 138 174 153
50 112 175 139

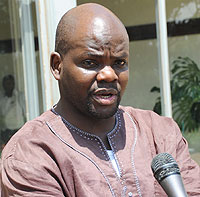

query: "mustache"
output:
95 82 118 90
88 82 120 95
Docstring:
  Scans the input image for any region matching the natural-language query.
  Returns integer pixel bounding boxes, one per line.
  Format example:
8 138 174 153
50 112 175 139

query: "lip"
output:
92 88 118 105
93 88 118 95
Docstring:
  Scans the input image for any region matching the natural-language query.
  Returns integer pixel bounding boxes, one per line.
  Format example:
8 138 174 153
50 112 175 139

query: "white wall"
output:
36 0 77 111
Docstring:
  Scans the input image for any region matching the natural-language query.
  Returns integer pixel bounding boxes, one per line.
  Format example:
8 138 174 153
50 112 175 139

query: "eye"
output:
114 60 127 68
81 60 98 69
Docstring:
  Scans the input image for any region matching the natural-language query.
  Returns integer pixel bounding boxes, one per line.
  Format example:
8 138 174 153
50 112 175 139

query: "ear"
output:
50 52 62 80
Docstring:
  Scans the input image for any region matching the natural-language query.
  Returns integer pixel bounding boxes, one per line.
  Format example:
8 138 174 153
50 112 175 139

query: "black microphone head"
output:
151 153 180 182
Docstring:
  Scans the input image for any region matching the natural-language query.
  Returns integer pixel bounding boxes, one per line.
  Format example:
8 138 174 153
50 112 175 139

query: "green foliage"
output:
151 57 200 132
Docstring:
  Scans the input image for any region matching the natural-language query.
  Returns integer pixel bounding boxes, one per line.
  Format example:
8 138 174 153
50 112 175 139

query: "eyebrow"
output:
78 51 129 59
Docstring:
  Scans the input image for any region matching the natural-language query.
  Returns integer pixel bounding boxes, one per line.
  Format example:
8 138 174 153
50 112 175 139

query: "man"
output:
0 75 25 152
1 3 200 197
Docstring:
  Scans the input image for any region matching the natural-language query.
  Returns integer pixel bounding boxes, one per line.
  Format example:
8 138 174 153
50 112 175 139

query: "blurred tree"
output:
151 57 200 132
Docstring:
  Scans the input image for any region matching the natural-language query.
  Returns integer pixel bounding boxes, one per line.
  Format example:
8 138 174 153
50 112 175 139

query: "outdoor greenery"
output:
151 57 200 132
183 129 200 153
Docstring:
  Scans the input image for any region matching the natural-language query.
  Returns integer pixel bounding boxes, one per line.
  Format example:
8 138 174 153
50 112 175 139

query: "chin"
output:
82 94 121 119
87 103 119 119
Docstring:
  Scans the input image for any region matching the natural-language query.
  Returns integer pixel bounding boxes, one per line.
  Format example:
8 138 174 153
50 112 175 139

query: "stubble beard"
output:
65 90 121 119
85 92 121 119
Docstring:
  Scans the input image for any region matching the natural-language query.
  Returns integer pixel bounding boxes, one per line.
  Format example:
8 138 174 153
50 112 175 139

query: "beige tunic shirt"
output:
1 106 200 196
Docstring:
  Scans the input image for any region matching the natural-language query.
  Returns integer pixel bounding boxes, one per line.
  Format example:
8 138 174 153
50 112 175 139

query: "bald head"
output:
55 3 129 58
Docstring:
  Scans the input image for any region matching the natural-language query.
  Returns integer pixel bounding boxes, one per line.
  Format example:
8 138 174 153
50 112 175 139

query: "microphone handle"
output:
159 174 187 197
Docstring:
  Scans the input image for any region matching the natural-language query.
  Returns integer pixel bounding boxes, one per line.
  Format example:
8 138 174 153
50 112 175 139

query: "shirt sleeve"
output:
173 122 200 196
1 157 68 197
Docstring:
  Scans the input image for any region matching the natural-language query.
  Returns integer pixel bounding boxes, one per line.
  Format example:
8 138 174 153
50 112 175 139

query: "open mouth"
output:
92 89 118 105
97 93 113 98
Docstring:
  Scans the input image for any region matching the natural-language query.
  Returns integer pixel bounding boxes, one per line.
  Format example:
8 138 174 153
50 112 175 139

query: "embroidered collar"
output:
51 105 121 138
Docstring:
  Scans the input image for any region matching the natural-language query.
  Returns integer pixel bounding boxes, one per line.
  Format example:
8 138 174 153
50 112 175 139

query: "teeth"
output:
100 95 111 98
102 95 110 98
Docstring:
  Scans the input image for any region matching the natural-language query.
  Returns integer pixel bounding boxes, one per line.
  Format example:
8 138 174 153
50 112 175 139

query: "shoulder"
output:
14 89 24 99
119 105 175 125
1 110 67 192
119 105 180 138
119 106 187 156
1 110 59 161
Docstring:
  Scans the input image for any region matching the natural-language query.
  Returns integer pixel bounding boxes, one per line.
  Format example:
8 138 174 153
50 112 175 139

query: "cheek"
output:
63 67 97 90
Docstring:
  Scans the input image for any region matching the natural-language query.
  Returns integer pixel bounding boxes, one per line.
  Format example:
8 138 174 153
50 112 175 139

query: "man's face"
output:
59 17 129 119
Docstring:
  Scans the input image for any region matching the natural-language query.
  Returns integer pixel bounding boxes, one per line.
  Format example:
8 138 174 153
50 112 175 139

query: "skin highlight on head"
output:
50 3 129 144
55 3 129 58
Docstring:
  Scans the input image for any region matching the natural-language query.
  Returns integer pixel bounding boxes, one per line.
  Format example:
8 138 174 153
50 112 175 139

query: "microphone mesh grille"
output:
151 152 177 173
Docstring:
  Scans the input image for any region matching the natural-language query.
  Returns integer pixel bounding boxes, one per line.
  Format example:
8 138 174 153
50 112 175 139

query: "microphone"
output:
151 152 187 197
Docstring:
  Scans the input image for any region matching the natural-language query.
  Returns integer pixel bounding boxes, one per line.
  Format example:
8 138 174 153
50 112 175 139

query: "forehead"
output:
68 17 129 55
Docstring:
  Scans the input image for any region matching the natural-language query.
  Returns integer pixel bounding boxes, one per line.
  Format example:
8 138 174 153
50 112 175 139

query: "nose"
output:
96 66 118 82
